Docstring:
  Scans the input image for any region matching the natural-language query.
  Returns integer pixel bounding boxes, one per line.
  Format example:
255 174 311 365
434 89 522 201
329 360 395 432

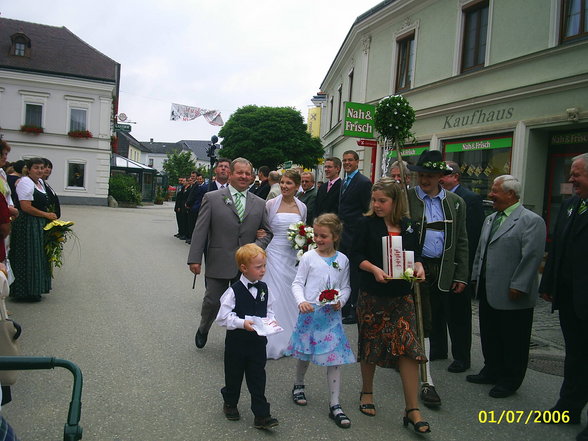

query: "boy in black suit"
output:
215 244 279 430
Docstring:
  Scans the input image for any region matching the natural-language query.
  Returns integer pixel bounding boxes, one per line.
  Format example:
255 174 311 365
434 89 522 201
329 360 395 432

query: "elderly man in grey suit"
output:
188 157 273 349
467 175 545 398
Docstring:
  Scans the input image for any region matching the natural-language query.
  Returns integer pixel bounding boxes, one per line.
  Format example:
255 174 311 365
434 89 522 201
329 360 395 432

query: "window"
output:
337 85 343 122
329 97 334 130
67 162 86 188
561 0 588 42
348 69 354 102
70 108 87 131
25 104 42 127
461 1 489 72
148 158 154 167
396 32 415 92
14 42 25 56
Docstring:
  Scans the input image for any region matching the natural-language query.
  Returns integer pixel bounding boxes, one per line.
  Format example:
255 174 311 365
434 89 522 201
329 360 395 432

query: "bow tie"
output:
248 282 261 290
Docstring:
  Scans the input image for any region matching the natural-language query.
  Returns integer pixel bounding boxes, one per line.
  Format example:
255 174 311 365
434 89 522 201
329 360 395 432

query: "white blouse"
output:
291 249 351 306
16 176 46 202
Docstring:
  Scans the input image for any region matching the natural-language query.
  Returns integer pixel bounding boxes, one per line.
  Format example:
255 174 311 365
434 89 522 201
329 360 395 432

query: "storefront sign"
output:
357 139 378 147
399 144 429 157
550 132 588 145
442 107 514 129
445 136 512 153
344 102 375 138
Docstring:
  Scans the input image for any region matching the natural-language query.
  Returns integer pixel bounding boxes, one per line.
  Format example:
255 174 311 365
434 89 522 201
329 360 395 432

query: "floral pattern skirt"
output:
357 291 426 369
285 304 356 366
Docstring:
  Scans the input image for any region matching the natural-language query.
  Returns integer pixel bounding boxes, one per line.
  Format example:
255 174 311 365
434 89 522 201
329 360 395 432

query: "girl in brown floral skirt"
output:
352 177 430 434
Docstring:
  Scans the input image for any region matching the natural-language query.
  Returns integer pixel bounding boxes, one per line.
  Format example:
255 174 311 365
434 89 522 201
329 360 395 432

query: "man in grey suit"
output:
297 172 317 225
188 157 273 348
467 175 545 398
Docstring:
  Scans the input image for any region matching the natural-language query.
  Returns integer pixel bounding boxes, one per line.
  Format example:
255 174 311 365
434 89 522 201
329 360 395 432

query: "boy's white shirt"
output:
215 274 275 330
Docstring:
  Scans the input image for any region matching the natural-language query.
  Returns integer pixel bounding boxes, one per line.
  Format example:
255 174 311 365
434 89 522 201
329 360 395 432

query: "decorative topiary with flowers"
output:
374 95 416 145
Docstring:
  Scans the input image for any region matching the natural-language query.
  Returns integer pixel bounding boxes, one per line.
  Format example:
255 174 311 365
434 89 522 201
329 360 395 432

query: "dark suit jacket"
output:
539 195 588 319
186 183 207 213
254 180 270 200
352 216 422 297
297 187 317 225
454 184 484 272
314 178 342 220
338 172 372 250
174 185 187 211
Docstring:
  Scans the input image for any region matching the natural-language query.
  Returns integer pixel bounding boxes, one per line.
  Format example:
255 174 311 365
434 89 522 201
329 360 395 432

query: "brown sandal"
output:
359 392 376 416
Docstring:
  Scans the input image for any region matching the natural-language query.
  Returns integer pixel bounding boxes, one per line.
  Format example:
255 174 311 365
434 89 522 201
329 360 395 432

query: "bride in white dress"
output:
263 170 308 359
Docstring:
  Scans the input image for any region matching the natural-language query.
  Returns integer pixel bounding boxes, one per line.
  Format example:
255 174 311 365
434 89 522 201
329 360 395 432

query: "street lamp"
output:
207 135 219 191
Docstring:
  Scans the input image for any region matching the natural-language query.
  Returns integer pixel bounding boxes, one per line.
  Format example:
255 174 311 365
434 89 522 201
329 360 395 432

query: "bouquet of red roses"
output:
318 288 339 305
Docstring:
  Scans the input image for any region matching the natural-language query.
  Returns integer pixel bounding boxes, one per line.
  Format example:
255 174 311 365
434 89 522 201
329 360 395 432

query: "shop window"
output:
443 135 513 199
560 0 588 42
67 162 86 188
461 1 489 73
70 108 87 132
25 103 43 127
396 32 415 92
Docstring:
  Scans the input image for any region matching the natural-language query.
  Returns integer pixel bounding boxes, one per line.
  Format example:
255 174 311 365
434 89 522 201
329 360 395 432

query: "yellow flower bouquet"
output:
44 220 75 273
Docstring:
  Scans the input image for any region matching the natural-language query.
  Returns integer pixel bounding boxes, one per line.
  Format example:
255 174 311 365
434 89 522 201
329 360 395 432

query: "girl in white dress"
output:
263 170 307 359
286 213 355 429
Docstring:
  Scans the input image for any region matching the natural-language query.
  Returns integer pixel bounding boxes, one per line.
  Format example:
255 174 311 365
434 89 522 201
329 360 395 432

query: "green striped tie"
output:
234 192 245 222
579 199 587 215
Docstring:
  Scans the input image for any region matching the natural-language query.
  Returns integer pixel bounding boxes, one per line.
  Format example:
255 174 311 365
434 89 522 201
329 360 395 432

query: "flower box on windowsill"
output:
68 130 93 139
20 125 44 134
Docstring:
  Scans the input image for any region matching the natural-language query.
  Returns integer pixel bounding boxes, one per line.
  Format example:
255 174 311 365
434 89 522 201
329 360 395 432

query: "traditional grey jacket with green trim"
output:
407 187 469 292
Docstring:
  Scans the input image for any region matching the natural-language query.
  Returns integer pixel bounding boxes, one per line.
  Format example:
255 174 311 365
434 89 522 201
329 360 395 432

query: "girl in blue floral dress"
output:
285 213 355 429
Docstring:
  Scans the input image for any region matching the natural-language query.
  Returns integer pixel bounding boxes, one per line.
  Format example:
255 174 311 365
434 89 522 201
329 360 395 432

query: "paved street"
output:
2 203 581 440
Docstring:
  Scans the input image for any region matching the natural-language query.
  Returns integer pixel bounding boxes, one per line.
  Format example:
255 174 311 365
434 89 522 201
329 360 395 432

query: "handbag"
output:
0 270 21 385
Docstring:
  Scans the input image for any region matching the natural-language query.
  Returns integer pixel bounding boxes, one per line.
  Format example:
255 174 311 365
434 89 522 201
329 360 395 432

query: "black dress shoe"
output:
420 383 441 407
195 330 208 348
223 403 240 421
254 415 279 430
466 373 497 384
544 406 581 425
489 385 516 398
448 360 470 373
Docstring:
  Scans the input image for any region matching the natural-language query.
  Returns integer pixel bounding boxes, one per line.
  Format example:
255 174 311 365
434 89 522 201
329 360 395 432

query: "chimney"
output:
150 138 153 143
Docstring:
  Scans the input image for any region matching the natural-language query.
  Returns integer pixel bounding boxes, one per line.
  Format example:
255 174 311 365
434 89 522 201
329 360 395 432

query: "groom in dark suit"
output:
540 153 588 441
314 157 342 219
338 150 372 324
188 158 273 349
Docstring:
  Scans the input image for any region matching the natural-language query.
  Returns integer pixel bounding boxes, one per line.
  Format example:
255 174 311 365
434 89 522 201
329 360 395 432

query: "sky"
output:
1 0 377 143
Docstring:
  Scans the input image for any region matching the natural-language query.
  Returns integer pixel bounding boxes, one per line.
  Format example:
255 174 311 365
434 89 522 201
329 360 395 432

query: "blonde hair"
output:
282 169 301 186
313 213 343 249
235 243 266 267
364 177 407 224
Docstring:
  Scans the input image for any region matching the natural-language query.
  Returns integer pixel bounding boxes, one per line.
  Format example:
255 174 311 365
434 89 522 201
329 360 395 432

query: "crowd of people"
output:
0 140 61 303
182 150 587 439
0 140 64 435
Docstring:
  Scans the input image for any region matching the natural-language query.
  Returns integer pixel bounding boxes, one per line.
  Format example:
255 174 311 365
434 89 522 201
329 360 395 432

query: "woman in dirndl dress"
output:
352 177 430 434
9 158 57 301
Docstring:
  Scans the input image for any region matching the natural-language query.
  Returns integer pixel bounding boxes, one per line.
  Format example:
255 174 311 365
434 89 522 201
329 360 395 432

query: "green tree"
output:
218 105 323 170
162 150 196 185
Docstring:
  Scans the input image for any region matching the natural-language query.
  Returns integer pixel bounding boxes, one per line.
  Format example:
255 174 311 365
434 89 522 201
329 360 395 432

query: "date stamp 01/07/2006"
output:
478 410 571 424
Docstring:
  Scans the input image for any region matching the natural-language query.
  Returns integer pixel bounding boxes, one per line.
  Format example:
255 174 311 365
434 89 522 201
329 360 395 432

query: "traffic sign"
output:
357 139 378 147
114 123 132 132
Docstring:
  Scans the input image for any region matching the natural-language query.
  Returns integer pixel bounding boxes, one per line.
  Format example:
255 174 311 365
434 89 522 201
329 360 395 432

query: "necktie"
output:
248 282 261 290
579 199 587 215
234 192 245 221
327 181 333 192
341 176 351 193
489 211 504 240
